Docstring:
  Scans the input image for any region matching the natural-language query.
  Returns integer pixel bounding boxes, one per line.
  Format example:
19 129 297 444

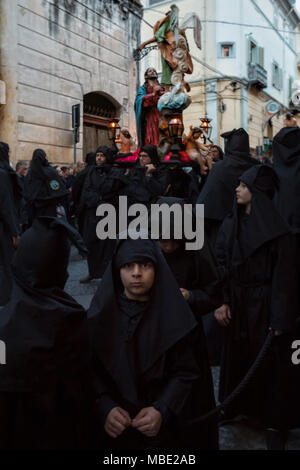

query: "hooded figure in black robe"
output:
160 159 201 204
197 129 258 365
23 149 69 226
154 196 224 318
116 145 167 209
80 147 123 281
215 165 298 448
198 128 258 247
272 126 300 294
71 152 96 235
0 142 22 305
0 217 96 450
88 238 218 450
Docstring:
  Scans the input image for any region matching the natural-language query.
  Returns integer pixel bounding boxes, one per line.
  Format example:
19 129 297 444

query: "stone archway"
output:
83 92 121 156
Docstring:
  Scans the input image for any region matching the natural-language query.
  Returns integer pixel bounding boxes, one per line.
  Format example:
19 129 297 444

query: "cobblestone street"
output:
65 248 300 451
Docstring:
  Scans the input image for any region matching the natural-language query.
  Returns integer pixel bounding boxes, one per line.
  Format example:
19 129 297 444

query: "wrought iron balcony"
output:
248 63 268 89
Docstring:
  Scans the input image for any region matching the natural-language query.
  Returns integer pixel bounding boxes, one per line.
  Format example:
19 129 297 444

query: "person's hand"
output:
138 42 145 51
104 407 131 439
145 164 156 175
132 407 162 437
215 304 232 327
180 288 190 302
12 236 20 249
153 85 162 96
206 154 214 170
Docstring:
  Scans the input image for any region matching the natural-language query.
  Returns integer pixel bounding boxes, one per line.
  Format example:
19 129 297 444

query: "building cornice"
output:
275 0 300 27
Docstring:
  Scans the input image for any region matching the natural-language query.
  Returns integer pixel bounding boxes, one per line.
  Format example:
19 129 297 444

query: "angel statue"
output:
138 5 201 95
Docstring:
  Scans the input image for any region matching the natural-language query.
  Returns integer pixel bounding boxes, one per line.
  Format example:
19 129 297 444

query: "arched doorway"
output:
83 92 120 156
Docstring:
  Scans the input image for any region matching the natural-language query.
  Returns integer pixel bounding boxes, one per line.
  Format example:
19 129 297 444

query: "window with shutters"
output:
272 62 283 90
248 38 258 64
247 38 264 67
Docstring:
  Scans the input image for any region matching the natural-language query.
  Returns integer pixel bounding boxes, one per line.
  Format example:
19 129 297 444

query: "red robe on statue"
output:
142 85 163 146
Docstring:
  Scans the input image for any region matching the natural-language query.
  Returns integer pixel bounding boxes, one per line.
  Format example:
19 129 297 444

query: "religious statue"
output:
134 67 164 148
138 5 201 93
118 128 134 154
136 5 202 157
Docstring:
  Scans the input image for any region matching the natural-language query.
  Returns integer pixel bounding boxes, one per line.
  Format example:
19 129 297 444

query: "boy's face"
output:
120 261 155 301
235 181 252 205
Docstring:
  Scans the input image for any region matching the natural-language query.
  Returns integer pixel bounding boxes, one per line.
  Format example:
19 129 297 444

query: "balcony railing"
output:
248 63 268 89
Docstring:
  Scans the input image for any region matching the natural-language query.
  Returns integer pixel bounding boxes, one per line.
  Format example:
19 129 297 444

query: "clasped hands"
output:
105 406 162 439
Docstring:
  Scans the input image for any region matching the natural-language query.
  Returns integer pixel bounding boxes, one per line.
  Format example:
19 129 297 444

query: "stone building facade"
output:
0 0 142 165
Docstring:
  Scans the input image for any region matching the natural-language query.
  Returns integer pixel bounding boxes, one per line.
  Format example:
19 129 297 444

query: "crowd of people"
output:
0 121 299 451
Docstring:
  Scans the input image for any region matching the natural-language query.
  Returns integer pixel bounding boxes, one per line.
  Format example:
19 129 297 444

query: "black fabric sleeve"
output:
270 234 298 332
215 222 231 305
153 331 202 417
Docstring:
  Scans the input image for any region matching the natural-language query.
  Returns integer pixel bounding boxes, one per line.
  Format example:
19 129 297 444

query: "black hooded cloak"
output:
81 148 124 278
71 152 96 235
197 128 259 246
197 129 259 365
23 149 69 225
88 238 218 450
273 127 300 233
0 142 22 305
0 217 96 450
216 165 298 429
273 127 300 297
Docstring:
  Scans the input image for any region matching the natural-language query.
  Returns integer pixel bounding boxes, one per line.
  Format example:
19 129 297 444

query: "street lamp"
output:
166 115 185 164
168 116 184 138
108 118 121 144
199 117 213 143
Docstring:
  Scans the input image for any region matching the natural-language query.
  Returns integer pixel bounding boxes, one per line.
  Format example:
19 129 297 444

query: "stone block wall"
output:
0 0 142 165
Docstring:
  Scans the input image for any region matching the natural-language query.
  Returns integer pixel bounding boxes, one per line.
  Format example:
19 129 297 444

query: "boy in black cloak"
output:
117 145 167 210
197 128 258 365
23 149 69 226
0 216 96 450
0 142 22 305
214 165 298 449
80 147 123 282
88 238 218 450
154 196 224 318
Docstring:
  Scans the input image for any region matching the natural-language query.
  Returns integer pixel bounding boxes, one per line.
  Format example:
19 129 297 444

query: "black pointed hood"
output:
12 216 87 289
24 149 69 203
0 217 90 392
221 128 250 159
198 129 258 221
224 165 290 266
273 126 300 165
